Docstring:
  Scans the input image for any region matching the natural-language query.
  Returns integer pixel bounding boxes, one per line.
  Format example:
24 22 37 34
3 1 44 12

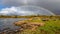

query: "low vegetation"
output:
0 15 60 18
0 16 60 34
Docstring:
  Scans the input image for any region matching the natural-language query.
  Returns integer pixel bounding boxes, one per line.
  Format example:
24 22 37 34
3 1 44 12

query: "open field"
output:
0 16 60 34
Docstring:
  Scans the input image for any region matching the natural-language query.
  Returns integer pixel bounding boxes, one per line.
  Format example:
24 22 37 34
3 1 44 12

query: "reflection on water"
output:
0 18 27 30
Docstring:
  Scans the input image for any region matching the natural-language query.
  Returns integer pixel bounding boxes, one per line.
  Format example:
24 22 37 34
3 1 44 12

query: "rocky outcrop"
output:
14 20 45 31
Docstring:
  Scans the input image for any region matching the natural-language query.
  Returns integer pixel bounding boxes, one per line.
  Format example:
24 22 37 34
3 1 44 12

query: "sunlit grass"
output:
0 16 60 34
15 17 60 34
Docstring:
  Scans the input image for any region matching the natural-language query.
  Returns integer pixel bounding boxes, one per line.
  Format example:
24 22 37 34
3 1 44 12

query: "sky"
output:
0 0 60 15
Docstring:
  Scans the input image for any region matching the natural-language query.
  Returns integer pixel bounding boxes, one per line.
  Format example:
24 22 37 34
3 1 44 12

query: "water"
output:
0 18 27 30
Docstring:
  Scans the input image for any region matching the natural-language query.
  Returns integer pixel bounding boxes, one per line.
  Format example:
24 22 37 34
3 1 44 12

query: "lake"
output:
0 18 28 30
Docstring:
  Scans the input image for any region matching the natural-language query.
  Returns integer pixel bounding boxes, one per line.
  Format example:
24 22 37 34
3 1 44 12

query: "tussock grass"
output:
14 17 60 34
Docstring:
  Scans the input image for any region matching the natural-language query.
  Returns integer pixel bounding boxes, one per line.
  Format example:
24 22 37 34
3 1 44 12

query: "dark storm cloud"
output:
1 0 60 15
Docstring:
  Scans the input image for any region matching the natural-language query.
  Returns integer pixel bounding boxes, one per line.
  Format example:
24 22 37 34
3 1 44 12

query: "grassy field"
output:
14 16 60 34
0 16 60 34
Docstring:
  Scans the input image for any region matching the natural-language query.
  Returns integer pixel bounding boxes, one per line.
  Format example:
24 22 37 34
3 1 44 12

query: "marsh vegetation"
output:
0 16 60 34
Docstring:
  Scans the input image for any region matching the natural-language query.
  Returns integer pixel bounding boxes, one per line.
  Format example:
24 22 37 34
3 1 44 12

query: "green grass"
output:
0 16 60 34
13 17 60 34
18 17 60 34
37 18 60 34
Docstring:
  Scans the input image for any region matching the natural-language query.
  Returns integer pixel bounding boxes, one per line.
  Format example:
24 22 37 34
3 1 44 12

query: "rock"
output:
14 21 45 31
14 21 27 26
28 22 45 26
14 18 45 31
42 18 49 21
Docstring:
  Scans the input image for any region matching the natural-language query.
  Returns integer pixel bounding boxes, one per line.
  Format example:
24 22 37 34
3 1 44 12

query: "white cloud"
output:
0 6 55 16
0 0 60 15
1 0 60 7
0 7 17 15
0 6 36 16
